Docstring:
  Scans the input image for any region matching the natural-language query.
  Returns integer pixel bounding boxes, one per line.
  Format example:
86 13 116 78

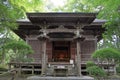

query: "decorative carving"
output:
37 34 49 40
74 22 85 41
74 36 85 41
40 25 76 33
58 25 65 29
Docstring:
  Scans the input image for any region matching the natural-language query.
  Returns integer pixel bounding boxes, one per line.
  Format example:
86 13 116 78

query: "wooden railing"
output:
8 62 42 75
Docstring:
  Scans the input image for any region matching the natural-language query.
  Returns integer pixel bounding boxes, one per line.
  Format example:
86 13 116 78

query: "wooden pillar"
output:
38 22 48 76
94 36 97 50
38 35 47 76
75 23 85 76
18 64 21 75
41 39 47 76
32 65 34 75
8 63 11 71
76 39 82 76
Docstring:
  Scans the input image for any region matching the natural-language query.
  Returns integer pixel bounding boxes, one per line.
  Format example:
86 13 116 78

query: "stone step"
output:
27 76 94 80
46 64 78 76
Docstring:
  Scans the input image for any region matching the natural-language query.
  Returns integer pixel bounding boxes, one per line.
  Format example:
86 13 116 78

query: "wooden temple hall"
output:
9 12 105 76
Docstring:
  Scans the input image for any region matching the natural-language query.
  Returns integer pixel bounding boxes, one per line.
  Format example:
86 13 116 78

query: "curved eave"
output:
92 19 106 25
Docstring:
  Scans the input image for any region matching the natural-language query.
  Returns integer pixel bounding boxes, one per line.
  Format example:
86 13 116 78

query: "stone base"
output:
27 76 94 80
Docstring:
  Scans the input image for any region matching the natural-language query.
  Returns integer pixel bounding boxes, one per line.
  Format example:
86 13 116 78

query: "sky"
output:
45 0 66 11
49 0 66 7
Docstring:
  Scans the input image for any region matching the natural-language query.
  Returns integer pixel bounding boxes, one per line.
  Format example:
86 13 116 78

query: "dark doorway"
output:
52 41 70 62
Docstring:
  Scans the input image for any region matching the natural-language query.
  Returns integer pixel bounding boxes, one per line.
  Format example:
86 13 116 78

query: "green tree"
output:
54 0 96 12
3 40 33 62
92 0 120 51
0 0 45 64
86 61 96 68
0 1 21 64
62 0 120 51
92 48 120 75
9 0 45 13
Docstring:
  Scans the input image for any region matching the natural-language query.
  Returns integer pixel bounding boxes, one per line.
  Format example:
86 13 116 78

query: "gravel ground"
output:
0 72 32 80
1 72 120 80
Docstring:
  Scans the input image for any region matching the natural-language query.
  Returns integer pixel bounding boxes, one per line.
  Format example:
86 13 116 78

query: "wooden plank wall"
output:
46 41 52 62
81 40 95 62
70 41 76 60
27 39 95 63
28 39 42 62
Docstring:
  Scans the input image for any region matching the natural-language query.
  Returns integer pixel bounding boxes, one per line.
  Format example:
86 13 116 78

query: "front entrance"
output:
52 41 70 62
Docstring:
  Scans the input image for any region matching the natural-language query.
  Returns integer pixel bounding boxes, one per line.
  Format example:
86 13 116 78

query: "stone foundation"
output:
27 76 94 80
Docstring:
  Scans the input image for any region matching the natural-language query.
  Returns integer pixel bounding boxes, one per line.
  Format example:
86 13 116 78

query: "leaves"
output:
2 40 34 63
92 48 120 75
4 40 33 54
9 0 44 12
86 61 96 68
87 66 106 79
92 48 120 62
59 0 120 51
0 0 45 64
54 0 96 12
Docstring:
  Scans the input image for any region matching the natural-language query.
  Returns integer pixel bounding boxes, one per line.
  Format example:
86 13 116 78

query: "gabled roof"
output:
15 12 106 40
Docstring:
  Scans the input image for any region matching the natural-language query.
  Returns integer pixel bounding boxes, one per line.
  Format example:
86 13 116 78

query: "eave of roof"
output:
26 12 98 17
26 12 98 24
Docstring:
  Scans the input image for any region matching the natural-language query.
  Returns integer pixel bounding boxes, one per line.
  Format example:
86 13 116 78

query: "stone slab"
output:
27 76 94 80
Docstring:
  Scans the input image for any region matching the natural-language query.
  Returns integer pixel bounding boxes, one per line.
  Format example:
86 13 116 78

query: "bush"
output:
0 65 8 71
87 66 106 79
116 66 120 74
92 48 120 75
86 61 96 68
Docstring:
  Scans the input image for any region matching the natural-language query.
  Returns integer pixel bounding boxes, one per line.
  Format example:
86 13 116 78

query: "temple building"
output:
9 12 105 76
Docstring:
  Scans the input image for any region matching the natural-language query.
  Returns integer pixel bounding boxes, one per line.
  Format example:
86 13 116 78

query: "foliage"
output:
0 0 45 32
92 48 120 75
87 66 106 80
71 0 98 12
4 40 33 53
92 48 120 63
116 66 120 74
53 0 96 12
0 0 24 63
0 0 23 31
9 0 44 13
0 0 45 64
86 61 96 68
91 0 120 50
61 0 120 51
3 40 34 62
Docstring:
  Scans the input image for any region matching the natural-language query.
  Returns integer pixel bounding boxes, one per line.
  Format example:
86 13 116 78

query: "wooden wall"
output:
27 39 42 62
81 40 95 62
70 41 76 60
46 40 52 62
27 38 96 63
